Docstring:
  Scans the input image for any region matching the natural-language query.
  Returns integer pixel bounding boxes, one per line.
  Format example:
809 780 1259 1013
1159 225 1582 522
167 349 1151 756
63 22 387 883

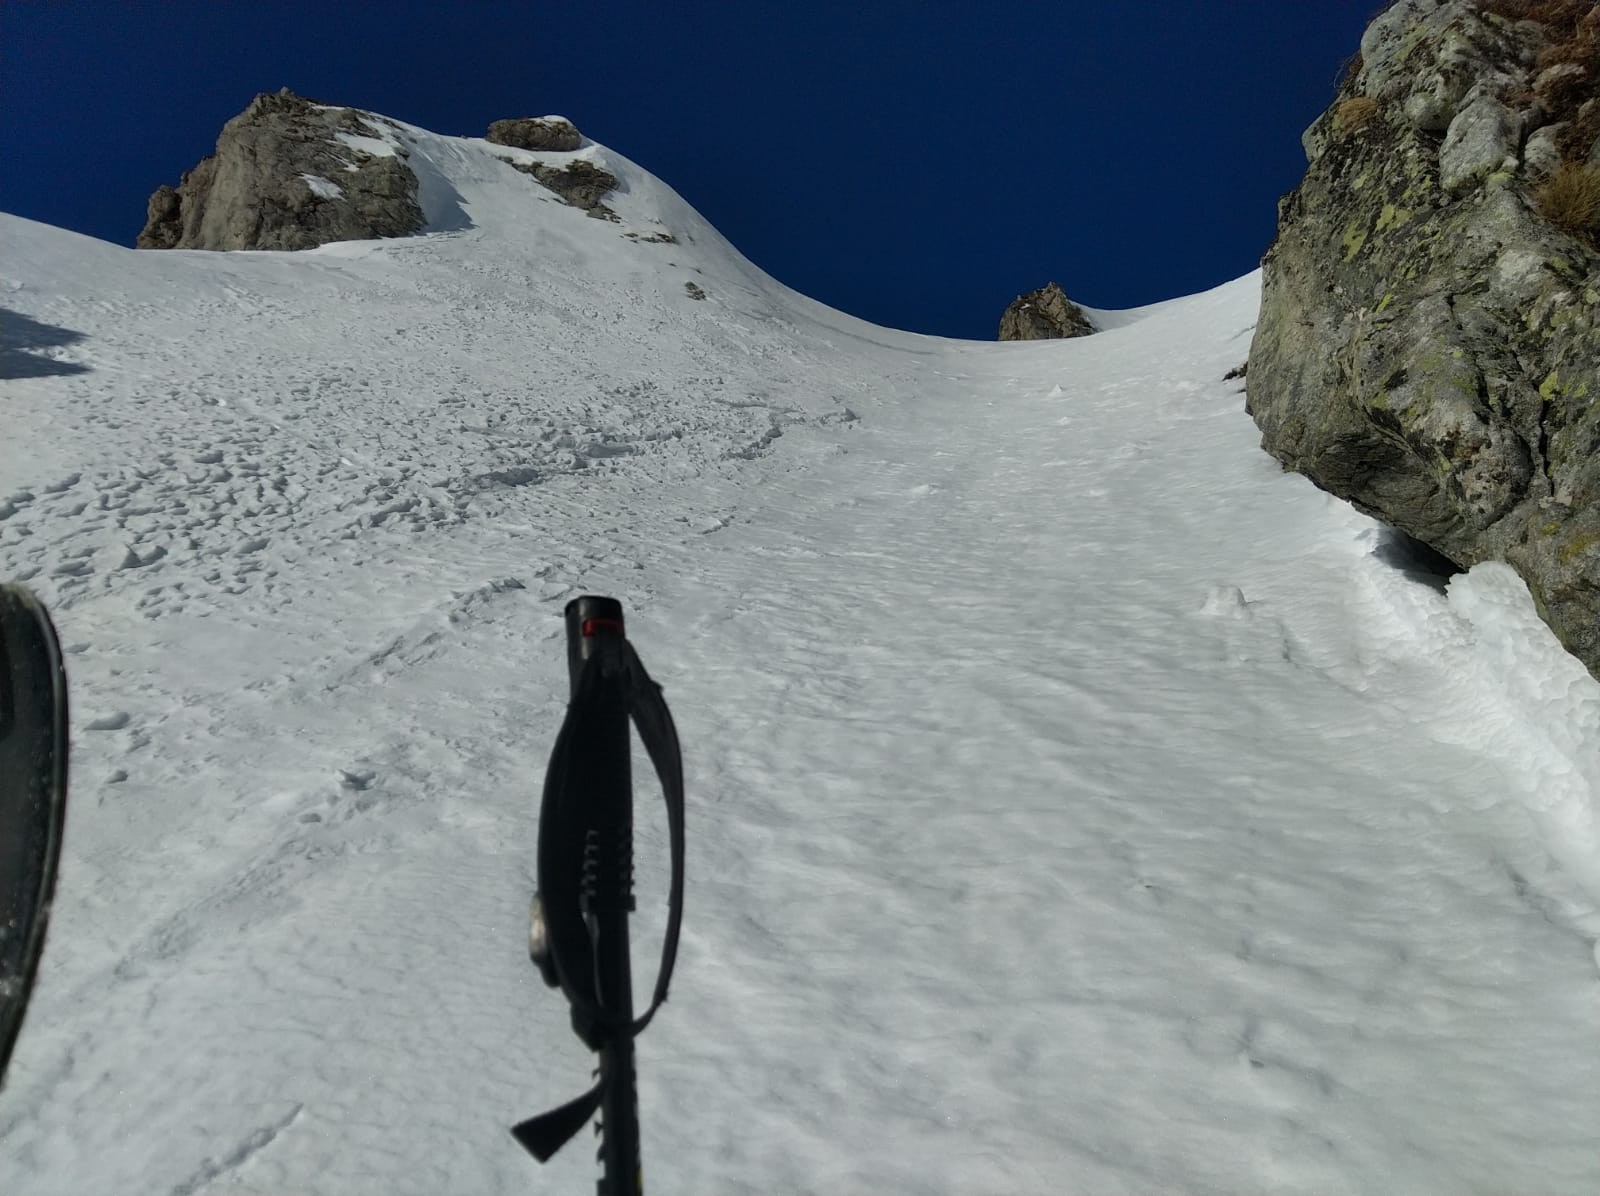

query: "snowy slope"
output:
3 108 1600 1195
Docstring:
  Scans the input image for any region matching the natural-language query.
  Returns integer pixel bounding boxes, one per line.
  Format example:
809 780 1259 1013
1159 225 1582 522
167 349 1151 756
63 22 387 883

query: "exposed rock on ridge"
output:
496 156 621 221
486 116 583 152
137 89 425 251
998 282 1097 340
1247 0 1600 680
485 115 620 220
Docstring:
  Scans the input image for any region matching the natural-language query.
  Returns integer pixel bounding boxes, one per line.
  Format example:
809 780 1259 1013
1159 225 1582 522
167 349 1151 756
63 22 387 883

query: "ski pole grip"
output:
565 595 626 693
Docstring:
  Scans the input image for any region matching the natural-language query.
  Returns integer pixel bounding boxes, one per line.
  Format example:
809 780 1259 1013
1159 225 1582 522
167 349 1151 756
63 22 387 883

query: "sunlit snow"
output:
299 174 345 201
2 109 1599 1195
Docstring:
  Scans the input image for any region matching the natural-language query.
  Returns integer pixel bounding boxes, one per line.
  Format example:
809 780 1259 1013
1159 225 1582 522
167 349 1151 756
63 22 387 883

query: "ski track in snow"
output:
3 113 1600 1196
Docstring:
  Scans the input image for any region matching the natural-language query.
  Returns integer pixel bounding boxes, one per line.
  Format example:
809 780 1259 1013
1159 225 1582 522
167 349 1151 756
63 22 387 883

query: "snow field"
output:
2 111 1599 1194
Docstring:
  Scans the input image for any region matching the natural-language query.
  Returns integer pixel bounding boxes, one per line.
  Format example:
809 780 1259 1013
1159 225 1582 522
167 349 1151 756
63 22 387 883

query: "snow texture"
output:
2 111 1599 1195
298 174 345 201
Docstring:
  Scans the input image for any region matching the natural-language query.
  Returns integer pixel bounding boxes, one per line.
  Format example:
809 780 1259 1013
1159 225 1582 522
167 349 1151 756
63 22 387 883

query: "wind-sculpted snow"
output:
2 114 1600 1195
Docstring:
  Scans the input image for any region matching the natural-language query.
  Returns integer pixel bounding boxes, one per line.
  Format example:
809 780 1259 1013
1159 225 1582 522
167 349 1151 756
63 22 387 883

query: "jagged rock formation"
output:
137 89 425 251
1247 0 1600 680
998 282 1097 340
485 116 582 152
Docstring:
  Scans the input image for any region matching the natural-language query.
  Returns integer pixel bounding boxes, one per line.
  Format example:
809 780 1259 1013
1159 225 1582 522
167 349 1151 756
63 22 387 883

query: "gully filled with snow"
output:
2 114 1598 1194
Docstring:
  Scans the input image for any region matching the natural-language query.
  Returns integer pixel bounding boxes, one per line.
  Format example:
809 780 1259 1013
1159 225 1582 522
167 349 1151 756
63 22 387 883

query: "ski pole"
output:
565 595 640 1192
513 595 684 1195
0 584 70 1089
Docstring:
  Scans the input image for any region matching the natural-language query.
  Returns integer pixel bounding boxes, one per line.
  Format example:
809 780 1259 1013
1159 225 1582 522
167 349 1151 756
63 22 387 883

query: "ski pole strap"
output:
513 635 684 1161
512 1053 613 1163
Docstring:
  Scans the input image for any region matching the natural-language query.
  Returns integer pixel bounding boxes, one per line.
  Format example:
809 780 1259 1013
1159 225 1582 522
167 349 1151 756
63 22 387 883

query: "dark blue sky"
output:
1 1 1376 340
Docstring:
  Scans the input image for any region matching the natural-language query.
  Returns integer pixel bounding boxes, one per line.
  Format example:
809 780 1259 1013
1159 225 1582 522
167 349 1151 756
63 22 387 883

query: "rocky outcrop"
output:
1247 0 1600 680
486 116 582 152
484 115 619 220
998 282 1097 340
497 157 621 221
136 88 425 251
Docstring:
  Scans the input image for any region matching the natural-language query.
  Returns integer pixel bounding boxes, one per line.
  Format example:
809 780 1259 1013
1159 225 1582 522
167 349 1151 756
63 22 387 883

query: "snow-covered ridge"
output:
299 101 953 347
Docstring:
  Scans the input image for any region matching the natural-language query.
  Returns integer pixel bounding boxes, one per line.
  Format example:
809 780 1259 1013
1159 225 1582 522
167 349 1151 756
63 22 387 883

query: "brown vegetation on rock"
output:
1335 96 1383 135
1537 159 1600 234
1478 0 1591 21
1480 0 1600 158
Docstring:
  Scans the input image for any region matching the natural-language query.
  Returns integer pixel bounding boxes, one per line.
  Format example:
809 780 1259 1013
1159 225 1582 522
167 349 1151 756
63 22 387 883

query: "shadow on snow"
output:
1 309 92 381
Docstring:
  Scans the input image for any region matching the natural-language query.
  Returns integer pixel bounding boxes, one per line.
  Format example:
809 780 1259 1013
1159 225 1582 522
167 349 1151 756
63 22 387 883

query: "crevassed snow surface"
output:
3 110 1600 1196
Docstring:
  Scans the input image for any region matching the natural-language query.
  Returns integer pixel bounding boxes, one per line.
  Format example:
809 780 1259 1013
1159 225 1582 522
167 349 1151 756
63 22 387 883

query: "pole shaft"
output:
564 597 642 1196
591 737 639 1195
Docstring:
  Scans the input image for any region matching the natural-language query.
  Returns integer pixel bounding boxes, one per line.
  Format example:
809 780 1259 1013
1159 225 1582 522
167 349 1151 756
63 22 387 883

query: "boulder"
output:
998 282 1096 341
136 88 425 251
485 116 583 152
1247 0 1600 679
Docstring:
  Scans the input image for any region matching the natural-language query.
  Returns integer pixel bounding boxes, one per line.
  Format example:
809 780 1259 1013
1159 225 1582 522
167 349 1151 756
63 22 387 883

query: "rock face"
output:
485 116 583 152
137 89 425 251
1247 0 1600 679
998 282 1097 340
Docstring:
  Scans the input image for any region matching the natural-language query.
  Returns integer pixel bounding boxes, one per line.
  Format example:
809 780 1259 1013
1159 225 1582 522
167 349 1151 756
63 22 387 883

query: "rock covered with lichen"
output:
1247 0 1600 679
